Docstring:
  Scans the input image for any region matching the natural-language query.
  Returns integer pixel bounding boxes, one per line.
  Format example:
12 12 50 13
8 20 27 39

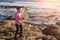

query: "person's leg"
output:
14 24 19 40
19 23 23 37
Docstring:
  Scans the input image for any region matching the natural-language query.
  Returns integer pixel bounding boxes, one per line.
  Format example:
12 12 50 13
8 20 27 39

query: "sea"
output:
0 1 60 24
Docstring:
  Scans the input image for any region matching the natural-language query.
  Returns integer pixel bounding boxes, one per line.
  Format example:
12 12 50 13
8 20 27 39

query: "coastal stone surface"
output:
0 20 43 40
0 20 60 40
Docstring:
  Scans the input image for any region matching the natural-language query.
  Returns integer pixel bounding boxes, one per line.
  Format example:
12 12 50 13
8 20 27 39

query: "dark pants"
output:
14 23 22 40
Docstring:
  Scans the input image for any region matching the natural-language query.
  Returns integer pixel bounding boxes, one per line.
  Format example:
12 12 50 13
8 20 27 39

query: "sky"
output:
0 0 60 3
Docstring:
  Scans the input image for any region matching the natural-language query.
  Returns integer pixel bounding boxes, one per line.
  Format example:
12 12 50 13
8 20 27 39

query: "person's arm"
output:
19 14 25 20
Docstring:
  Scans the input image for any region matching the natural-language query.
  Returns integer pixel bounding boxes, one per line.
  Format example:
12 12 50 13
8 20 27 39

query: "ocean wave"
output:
0 1 60 24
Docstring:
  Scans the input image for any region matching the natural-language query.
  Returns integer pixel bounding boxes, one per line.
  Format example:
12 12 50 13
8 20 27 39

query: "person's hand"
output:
22 13 26 20
21 17 25 20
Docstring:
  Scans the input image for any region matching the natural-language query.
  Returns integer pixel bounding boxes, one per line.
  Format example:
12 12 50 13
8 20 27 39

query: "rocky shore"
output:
0 20 60 40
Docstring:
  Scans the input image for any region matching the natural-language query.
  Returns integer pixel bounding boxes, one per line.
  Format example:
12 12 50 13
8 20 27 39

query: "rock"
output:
0 39 5 40
56 22 60 27
0 20 43 40
46 35 57 40
0 20 60 40
22 23 43 40
42 24 60 40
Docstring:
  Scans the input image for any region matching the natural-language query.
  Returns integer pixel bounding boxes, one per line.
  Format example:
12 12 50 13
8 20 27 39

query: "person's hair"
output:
16 7 20 10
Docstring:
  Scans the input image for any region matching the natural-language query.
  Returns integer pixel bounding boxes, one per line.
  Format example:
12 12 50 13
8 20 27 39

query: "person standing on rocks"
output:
14 7 27 40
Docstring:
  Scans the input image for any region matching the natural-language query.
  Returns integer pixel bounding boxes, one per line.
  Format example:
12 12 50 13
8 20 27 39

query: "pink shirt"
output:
15 12 22 24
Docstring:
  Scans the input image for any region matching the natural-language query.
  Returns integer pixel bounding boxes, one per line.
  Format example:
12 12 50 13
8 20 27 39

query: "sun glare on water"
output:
37 0 60 3
36 0 60 15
